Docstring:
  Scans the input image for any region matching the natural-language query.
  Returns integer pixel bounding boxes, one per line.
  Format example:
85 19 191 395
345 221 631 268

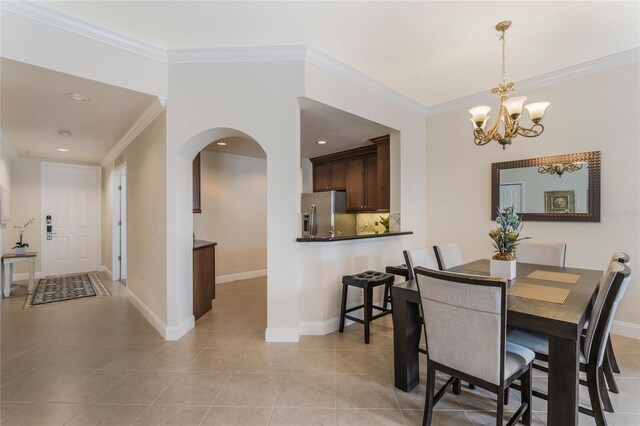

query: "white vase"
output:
14 247 26 255
490 258 516 280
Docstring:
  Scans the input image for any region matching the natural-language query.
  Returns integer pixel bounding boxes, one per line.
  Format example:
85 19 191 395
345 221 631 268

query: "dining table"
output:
390 259 603 426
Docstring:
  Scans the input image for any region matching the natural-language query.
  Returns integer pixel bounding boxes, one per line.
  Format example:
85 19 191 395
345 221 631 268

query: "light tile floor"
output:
1 275 638 425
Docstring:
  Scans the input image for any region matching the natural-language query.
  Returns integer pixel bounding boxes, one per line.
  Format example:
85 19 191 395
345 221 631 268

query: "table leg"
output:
3 262 11 297
392 295 421 391
547 335 579 426
28 261 35 294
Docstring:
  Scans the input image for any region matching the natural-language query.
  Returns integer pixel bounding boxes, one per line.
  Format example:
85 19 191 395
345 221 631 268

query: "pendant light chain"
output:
499 29 507 86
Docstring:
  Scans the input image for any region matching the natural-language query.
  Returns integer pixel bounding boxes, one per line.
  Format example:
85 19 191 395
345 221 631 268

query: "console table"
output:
1 252 37 297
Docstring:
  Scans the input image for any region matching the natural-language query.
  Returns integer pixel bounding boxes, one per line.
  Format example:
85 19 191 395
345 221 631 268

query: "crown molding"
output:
304 46 429 117
167 45 307 64
426 47 640 117
1 1 167 62
101 98 165 168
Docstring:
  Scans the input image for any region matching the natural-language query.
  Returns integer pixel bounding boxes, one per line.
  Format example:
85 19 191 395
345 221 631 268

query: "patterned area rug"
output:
24 273 110 308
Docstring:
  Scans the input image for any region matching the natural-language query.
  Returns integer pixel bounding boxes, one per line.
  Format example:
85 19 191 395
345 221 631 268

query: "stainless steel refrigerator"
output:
301 191 355 238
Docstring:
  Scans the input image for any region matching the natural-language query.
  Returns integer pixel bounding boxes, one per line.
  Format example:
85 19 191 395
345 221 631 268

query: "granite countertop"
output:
296 231 413 242
193 240 217 249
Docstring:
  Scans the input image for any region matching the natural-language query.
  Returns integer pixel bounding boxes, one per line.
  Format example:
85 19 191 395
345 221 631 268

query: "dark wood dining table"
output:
390 259 602 426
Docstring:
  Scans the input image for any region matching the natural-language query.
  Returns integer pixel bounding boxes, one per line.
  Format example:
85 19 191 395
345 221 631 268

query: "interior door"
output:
500 183 523 212
119 174 127 280
43 163 100 276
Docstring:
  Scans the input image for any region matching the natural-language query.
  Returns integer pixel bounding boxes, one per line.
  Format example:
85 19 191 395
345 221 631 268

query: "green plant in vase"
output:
13 218 35 254
489 206 529 260
379 215 390 233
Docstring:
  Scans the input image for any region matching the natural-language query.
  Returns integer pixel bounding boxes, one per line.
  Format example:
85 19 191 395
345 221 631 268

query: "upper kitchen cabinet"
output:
193 152 202 213
310 135 390 213
311 158 347 192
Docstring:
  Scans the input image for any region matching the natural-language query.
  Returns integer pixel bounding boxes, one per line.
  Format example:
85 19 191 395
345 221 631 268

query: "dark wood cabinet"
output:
311 135 390 213
347 154 378 211
193 152 202 214
312 159 346 192
193 241 216 321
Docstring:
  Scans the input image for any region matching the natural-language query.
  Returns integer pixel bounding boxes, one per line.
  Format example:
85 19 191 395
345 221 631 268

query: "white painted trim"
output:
299 316 355 336
101 100 165 167
12 272 44 281
427 47 640 117
98 265 112 281
165 316 195 341
304 46 429 117
216 269 267 284
611 320 640 340
0 1 167 62
168 45 307 64
125 287 167 338
265 327 300 342
40 162 102 278
111 164 127 280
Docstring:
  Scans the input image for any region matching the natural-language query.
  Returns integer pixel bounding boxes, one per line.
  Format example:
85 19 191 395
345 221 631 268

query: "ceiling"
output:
0 58 156 163
41 1 640 106
300 98 393 159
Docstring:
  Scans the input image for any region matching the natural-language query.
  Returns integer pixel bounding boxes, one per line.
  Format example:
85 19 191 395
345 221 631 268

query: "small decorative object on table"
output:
489 207 529 280
13 218 34 255
379 215 390 233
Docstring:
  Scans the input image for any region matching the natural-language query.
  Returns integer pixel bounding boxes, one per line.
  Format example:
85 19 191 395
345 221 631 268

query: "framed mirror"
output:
491 151 601 222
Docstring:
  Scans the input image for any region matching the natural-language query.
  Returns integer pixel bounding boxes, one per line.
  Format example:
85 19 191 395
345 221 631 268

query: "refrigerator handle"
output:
309 204 317 237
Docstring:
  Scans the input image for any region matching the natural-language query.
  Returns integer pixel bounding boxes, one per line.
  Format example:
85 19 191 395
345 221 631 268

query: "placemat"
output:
508 283 570 304
526 270 581 284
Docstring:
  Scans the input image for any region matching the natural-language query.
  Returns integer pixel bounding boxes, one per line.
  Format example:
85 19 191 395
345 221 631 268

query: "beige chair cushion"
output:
434 243 463 270
516 242 567 267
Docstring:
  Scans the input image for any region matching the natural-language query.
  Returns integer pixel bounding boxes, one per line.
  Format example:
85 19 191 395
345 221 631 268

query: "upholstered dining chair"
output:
508 261 631 426
403 248 439 280
516 242 567 267
433 243 463 270
414 267 534 426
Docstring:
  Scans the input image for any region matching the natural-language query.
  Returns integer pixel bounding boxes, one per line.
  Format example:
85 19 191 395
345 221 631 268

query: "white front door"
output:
42 163 100 276
500 183 523 212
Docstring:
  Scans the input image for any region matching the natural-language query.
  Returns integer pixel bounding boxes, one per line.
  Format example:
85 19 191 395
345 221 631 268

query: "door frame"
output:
499 182 526 213
40 162 102 277
112 163 127 280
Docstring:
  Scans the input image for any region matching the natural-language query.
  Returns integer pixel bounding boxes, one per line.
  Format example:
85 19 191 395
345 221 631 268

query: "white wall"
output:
194 150 267 280
297 62 427 335
0 137 16 258
166 61 305 341
426 63 640 335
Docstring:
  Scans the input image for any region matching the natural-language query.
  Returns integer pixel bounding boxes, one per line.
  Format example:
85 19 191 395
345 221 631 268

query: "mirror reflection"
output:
499 162 589 214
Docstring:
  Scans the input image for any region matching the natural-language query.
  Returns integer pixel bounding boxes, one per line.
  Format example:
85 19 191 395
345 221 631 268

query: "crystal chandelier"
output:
538 162 583 177
469 21 550 149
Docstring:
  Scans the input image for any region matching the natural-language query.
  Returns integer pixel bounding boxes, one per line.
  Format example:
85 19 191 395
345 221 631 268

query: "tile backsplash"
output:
355 212 400 234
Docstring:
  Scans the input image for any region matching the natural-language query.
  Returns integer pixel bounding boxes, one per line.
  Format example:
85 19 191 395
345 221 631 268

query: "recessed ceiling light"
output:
59 130 72 137
57 148 69 152
66 92 90 102
216 142 227 146
317 140 327 145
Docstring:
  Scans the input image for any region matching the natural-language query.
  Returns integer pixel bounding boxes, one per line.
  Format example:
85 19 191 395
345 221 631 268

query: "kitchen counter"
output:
296 231 413 242
193 239 217 250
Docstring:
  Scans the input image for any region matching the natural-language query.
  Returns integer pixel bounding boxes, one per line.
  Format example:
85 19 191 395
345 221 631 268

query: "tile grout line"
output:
198 371 233 426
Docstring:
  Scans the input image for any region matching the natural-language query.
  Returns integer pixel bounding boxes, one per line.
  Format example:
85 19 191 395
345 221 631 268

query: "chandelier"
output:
538 162 583 177
469 21 550 149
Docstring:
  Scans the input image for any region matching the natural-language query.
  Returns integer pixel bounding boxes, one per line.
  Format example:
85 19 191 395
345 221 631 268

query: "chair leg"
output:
603 352 619 394
363 287 372 344
468 383 476 390
520 367 532 426
607 337 620 374
496 386 504 426
586 364 608 426
453 378 461 395
503 387 510 406
598 367 614 413
423 363 436 426
338 284 348 333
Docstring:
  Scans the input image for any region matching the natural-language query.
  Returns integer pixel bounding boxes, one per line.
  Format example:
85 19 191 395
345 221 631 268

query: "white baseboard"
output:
299 316 356 335
265 327 299 342
612 320 640 340
99 265 112 280
126 288 167 339
12 272 44 281
216 269 267 284
165 316 195 341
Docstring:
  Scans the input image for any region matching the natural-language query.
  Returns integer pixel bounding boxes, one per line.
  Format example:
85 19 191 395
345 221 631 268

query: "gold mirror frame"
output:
491 151 601 222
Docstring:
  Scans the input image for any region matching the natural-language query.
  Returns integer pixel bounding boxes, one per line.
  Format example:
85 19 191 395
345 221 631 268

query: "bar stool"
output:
339 270 395 343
